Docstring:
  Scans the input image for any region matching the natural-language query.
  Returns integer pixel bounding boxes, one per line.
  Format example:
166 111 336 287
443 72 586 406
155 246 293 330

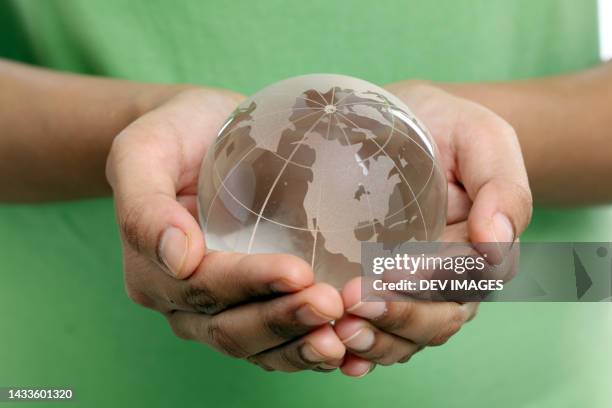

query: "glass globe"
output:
198 74 447 288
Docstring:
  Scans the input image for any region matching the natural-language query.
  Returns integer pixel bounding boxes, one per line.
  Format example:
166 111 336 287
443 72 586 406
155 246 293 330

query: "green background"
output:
1 0 611 407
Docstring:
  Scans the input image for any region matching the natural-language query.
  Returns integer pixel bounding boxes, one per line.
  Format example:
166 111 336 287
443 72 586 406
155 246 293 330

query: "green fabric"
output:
1 0 609 407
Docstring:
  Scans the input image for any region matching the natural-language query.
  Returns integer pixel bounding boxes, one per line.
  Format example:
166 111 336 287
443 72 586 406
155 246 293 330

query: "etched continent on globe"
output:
198 74 447 288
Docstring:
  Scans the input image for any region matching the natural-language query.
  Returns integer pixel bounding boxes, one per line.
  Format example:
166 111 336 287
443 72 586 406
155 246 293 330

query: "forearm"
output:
0 59 190 202
439 62 612 206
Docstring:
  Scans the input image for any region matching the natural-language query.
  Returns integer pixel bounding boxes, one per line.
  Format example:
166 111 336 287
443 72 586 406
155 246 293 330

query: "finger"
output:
463 301 480 321
161 252 314 314
177 194 199 221
334 315 421 365
342 277 475 346
167 283 343 358
446 181 471 224
440 221 469 242
453 110 532 256
248 325 345 372
340 353 375 378
107 128 204 279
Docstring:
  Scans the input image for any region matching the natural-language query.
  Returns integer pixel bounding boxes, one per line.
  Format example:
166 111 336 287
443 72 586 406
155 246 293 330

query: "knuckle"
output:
359 335 394 365
182 283 225 314
428 306 465 346
206 318 249 358
378 301 415 333
284 346 312 371
377 355 398 366
168 319 191 341
274 255 314 288
398 352 414 364
125 287 155 309
119 201 148 254
247 356 276 372
363 347 390 365
399 345 422 363
261 301 305 340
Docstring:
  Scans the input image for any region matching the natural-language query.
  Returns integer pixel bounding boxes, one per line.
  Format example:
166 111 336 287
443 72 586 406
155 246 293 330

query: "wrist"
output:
131 83 198 118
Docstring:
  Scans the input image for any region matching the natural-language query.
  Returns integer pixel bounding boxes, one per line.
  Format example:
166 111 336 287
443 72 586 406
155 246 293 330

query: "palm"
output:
139 89 245 220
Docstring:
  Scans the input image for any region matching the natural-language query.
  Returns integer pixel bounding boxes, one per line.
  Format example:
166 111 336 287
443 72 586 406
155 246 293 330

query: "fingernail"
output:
296 304 334 326
492 213 514 243
346 301 386 320
341 328 375 352
355 362 374 378
300 343 326 363
159 227 189 277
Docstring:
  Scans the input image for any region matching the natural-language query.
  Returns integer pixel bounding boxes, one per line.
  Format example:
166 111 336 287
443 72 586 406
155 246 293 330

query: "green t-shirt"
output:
1 1 610 407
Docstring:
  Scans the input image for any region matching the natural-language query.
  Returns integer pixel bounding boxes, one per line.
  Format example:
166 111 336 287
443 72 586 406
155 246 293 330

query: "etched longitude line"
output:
311 88 336 266
333 89 356 106
334 99 397 169
206 145 258 227
338 104 437 213
209 107 324 225
336 114 378 238
336 112 429 240
334 101 403 233
338 99 436 163
213 176 313 231
314 89 329 108
381 118 438 206
389 118 436 161
246 112 326 253
295 94 327 107
335 105 429 227
310 173 324 267
335 102 396 163
343 103 436 163
252 108 326 169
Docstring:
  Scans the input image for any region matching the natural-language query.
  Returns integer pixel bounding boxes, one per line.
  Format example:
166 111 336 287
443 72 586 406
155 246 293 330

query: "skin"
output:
0 59 192 201
1 58 611 376
440 61 612 205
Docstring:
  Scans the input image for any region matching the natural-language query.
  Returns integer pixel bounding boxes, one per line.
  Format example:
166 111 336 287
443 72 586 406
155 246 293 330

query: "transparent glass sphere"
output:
198 74 447 288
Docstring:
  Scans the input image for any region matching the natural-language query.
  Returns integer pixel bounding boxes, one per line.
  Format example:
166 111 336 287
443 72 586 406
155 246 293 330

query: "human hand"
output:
106 88 345 372
334 82 532 377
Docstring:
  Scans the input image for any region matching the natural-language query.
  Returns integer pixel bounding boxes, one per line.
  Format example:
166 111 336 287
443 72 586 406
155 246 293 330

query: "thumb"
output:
467 179 533 245
467 179 532 266
453 113 533 263
107 133 205 280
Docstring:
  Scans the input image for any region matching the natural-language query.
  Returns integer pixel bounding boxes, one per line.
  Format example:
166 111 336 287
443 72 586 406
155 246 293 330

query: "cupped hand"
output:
335 82 533 377
106 88 345 372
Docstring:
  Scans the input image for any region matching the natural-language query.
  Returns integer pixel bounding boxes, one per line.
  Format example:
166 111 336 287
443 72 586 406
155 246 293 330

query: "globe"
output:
198 74 447 288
